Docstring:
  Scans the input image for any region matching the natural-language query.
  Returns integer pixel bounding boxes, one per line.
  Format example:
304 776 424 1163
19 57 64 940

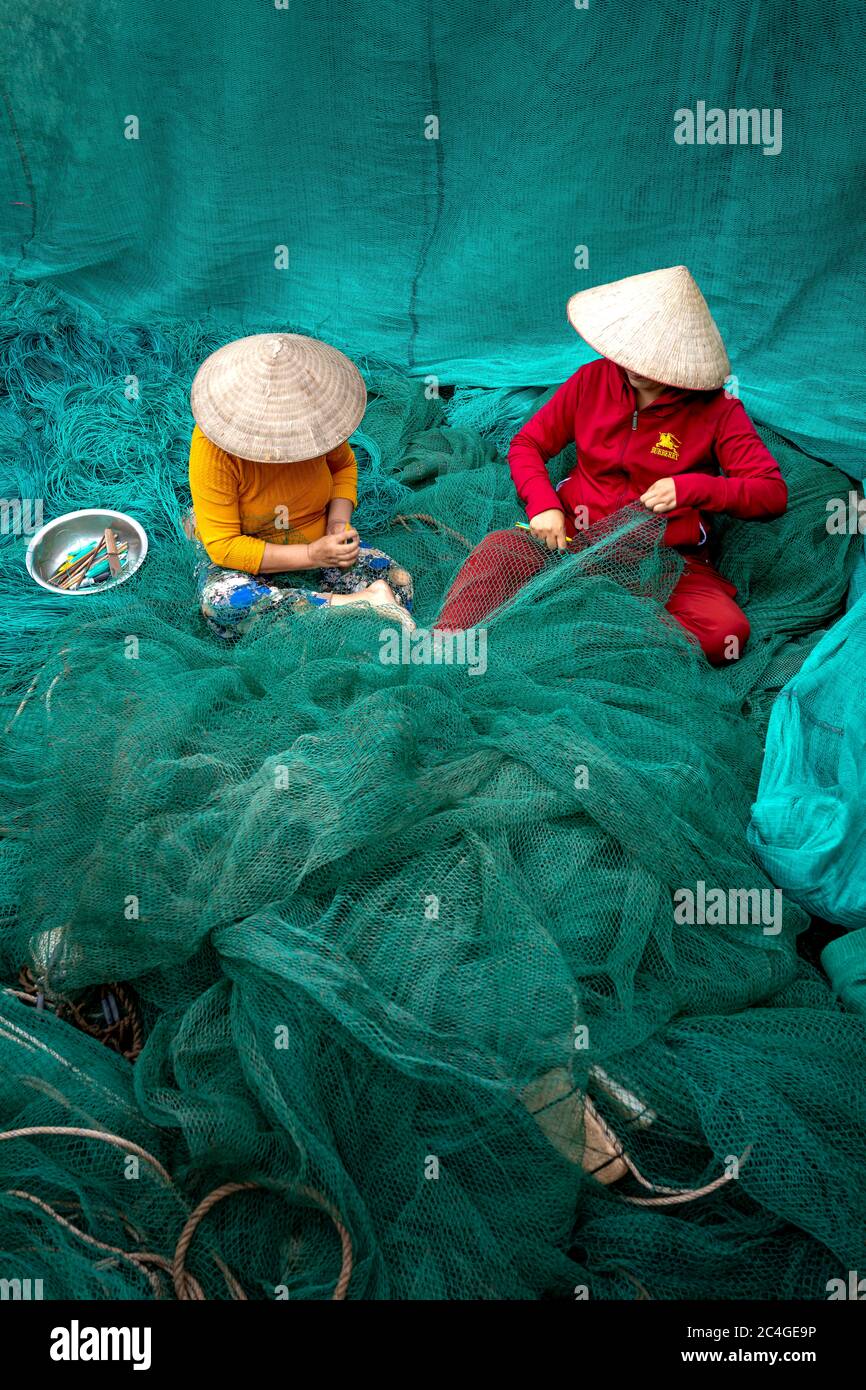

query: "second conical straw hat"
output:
191 333 367 463
566 266 730 391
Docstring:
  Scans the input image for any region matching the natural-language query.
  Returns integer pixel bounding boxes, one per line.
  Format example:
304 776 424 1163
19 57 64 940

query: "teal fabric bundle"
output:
748 597 866 932
845 485 866 610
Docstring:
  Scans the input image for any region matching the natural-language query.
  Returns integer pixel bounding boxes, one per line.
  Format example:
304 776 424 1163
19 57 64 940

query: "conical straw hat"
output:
566 266 730 391
191 333 367 463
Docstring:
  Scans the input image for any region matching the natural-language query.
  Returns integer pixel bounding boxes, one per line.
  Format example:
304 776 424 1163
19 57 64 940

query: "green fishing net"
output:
1 288 865 1300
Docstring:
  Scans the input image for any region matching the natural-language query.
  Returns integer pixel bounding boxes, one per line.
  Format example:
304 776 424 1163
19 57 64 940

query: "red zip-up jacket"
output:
508 358 787 548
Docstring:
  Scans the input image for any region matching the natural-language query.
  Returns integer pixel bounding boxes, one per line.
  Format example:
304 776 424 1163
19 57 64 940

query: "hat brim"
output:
190 334 368 463
566 266 731 392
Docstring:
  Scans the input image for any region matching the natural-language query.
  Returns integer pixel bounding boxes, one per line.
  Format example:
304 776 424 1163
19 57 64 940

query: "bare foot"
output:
329 581 415 629
328 579 394 608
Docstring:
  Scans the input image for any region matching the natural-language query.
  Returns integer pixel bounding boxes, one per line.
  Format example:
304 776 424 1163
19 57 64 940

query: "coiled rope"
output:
0 1124 353 1300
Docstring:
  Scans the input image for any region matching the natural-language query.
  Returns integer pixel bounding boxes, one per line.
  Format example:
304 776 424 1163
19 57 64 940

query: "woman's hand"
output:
307 529 360 569
640 478 678 513
528 508 568 551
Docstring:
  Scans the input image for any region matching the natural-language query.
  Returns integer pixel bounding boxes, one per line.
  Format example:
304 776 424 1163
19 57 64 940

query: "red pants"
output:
434 529 750 665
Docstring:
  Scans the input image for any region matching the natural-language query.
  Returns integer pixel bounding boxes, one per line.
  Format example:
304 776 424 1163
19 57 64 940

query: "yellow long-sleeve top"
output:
188 425 358 573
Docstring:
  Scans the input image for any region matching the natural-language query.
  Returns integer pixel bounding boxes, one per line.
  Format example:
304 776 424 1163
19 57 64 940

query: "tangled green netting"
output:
1 285 865 1300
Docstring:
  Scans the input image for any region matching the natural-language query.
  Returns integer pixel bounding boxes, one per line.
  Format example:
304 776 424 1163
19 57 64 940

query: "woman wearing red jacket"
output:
435 266 787 664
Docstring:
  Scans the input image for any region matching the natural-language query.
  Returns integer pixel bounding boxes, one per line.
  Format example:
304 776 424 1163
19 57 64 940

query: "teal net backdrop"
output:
1 0 864 469
0 1 865 1301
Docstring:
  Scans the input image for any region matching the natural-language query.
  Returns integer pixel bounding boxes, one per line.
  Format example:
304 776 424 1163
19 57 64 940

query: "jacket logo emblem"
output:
651 431 681 461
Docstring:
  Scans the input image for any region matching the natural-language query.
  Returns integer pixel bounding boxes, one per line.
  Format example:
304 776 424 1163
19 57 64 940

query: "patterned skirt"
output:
194 539 414 640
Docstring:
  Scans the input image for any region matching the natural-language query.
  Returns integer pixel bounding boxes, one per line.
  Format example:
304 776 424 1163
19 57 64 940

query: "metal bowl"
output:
26 508 149 595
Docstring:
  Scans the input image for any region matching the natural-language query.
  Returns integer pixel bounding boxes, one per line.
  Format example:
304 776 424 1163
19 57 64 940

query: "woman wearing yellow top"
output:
188 333 413 639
